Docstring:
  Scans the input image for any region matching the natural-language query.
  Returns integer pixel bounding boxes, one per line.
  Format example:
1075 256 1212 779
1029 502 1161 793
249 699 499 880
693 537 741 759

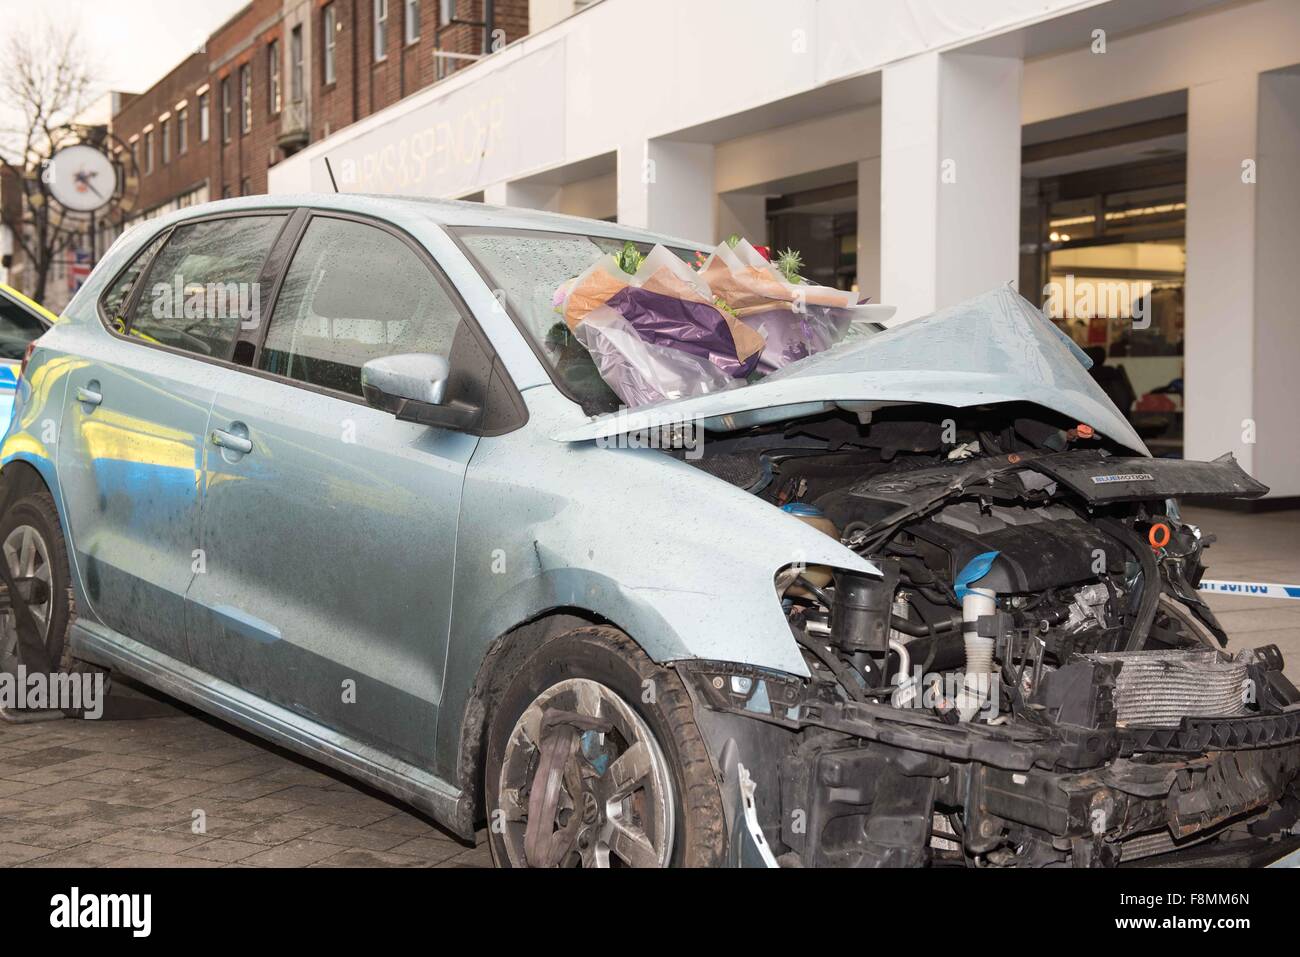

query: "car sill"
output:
69 619 475 839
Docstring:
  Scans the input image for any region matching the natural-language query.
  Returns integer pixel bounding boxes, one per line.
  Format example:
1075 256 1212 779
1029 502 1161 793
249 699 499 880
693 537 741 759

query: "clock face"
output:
45 144 116 213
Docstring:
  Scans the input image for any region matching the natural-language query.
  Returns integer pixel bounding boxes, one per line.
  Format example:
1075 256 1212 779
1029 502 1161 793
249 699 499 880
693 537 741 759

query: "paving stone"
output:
1 746 95 768
240 839 340 867
224 816 324 846
301 824 411 851
16 842 136 867
97 827 215 854
0 841 58 865
388 835 466 864
111 850 225 868
180 838 266 863
310 847 430 867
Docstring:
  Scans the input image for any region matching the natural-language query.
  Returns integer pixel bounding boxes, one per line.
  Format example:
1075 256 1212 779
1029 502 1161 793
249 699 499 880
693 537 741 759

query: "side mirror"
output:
360 353 479 430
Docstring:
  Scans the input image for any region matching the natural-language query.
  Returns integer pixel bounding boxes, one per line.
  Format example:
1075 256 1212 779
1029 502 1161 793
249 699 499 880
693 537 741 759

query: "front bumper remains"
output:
678 659 1300 867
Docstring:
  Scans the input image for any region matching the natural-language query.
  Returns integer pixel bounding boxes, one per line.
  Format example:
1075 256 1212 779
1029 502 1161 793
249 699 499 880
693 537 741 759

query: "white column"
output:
856 156 881 303
618 139 716 243
1184 74 1259 476
1254 70 1300 496
481 181 563 210
880 51 1022 320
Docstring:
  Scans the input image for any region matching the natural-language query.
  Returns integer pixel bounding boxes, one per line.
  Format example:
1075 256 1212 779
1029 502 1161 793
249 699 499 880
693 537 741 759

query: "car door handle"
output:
210 429 253 455
75 386 103 406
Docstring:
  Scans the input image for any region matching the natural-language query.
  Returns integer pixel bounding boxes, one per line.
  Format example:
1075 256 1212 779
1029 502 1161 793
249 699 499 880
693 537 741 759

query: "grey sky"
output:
0 0 249 95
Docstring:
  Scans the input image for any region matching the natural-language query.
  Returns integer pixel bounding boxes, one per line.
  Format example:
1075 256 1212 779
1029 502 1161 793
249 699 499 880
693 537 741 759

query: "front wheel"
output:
484 626 726 868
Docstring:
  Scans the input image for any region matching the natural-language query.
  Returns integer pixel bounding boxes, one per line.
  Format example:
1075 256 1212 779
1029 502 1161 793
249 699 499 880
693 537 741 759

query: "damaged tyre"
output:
484 626 725 867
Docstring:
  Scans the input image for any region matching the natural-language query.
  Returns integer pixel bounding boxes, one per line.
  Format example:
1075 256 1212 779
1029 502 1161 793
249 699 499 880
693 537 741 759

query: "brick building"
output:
108 0 530 227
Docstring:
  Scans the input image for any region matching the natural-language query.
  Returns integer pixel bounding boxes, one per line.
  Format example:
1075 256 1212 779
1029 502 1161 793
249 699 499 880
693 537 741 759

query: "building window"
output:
291 25 304 100
177 107 188 154
374 0 388 62
160 118 170 164
143 130 154 173
222 185 232 199
268 39 282 114
405 0 420 44
241 178 252 197
221 78 231 142
198 92 210 142
323 6 337 84
240 64 253 134
440 0 454 25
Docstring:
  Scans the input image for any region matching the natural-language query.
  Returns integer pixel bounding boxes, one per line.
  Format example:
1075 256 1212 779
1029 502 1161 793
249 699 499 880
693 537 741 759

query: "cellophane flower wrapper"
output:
739 305 856 374
558 244 764 406
697 238 859 371
572 305 738 407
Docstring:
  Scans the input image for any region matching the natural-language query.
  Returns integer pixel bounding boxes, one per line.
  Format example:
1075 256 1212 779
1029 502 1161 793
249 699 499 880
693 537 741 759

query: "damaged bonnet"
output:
553 285 1148 456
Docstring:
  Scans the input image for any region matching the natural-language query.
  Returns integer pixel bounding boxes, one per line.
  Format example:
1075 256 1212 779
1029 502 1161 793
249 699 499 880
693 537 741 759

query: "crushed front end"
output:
678 421 1300 867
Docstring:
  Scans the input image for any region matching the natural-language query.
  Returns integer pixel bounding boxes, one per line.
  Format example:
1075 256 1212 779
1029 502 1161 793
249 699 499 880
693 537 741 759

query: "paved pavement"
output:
0 698 490 868
1184 506 1300 684
0 507 1295 868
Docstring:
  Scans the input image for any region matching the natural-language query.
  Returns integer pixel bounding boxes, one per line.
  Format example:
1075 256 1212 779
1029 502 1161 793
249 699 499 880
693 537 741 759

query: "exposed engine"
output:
679 406 1300 867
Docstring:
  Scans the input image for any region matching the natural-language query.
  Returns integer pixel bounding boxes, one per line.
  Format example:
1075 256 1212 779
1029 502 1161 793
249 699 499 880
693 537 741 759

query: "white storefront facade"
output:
270 0 1300 499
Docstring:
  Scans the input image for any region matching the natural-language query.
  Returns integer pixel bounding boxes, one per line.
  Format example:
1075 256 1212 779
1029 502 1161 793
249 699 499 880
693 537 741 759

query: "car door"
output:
186 213 481 766
57 213 288 663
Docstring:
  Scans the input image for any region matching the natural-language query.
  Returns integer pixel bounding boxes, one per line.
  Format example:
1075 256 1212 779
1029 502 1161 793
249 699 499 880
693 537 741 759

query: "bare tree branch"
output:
0 19 101 302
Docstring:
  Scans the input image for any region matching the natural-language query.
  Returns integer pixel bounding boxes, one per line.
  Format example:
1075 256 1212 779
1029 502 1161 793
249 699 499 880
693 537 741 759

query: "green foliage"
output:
616 241 645 275
775 247 804 284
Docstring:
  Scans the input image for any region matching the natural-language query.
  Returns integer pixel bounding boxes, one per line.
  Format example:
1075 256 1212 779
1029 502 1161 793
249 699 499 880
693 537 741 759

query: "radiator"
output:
1084 649 1249 728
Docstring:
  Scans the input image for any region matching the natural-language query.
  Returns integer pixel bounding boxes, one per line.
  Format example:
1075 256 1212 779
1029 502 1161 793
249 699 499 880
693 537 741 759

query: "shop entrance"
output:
718 164 862 297
1021 93 1188 455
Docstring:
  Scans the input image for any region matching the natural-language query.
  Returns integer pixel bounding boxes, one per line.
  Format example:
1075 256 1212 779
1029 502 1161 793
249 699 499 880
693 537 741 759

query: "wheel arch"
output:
454 605 645 822
0 457 57 514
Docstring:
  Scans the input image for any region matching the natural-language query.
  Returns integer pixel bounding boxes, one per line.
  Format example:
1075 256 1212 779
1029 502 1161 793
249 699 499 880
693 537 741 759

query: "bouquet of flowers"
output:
555 236 865 407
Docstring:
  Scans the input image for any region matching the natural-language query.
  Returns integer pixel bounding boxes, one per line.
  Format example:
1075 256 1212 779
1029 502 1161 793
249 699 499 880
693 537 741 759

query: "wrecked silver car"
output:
3 196 1296 869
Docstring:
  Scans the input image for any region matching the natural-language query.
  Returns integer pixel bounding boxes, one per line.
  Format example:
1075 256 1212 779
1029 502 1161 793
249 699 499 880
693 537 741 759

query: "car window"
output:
127 215 285 359
258 216 465 397
0 295 46 361
99 231 169 333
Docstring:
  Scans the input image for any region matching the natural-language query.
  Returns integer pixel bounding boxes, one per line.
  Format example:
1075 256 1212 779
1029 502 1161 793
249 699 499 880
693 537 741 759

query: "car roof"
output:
148 193 706 252
0 283 57 326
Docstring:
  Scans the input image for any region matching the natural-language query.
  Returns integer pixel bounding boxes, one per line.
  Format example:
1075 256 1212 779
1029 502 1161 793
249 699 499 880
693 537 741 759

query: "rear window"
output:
455 228 699 412
0 294 47 361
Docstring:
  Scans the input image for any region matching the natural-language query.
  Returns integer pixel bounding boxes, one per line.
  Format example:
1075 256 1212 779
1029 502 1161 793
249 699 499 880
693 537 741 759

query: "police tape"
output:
1198 579 1300 600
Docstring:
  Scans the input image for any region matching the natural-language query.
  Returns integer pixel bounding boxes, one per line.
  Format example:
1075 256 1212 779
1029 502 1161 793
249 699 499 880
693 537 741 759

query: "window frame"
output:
404 0 420 44
291 25 305 100
143 130 154 174
95 209 296 368
177 106 189 154
322 7 337 85
240 63 253 134
220 78 232 143
198 92 210 142
94 207 527 433
268 39 282 115
373 0 388 62
160 118 170 165
250 210 489 407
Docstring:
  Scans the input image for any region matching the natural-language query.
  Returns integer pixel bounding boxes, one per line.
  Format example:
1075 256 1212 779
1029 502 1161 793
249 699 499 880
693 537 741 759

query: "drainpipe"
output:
483 0 495 55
